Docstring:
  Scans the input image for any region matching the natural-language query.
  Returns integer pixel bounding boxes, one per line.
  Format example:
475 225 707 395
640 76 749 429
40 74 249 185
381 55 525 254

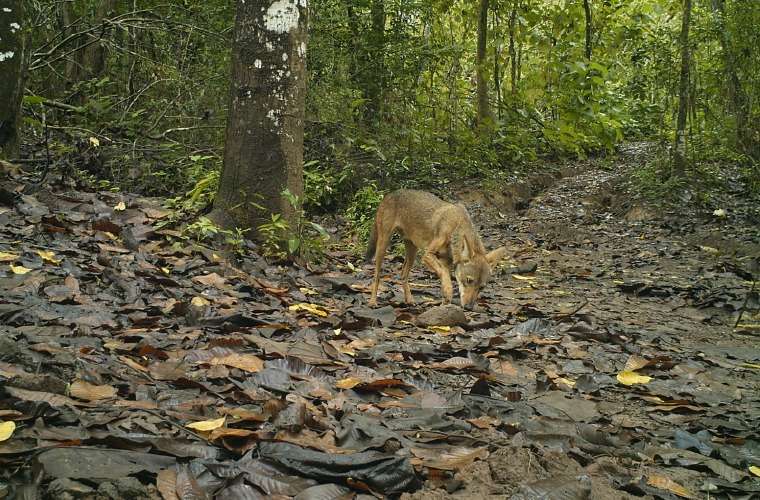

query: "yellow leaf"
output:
289 303 328 317
0 251 18 262
36 250 61 264
114 201 126 211
89 136 100 147
555 377 576 388
428 325 451 334
0 421 15 441
617 370 652 386
741 363 760 369
191 296 210 307
336 377 362 389
699 245 719 255
646 474 694 498
750 466 760 477
299 287 319 296
10 264 32 274
161 267 171 275
186 416 225 431
512 274 536 281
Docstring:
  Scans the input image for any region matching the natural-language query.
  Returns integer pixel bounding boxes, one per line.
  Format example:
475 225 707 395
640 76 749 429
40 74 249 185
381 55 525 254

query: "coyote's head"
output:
454 240 507 310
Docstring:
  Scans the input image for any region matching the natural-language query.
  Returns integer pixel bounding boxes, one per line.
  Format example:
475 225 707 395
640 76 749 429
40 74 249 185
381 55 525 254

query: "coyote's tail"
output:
364 223 377 263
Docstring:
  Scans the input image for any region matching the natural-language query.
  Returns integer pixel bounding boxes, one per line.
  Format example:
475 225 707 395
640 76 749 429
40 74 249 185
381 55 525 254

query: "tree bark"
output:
210 0 307 232
475 0 493 131
583 0 593 60
508 2 517 95
0 0 25 158
81 0 117 80
672 0 692 178
366 0 385 124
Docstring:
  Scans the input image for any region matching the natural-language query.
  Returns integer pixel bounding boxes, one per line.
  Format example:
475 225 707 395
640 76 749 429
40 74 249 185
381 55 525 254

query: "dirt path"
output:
403 143 760 498
0 149 758 499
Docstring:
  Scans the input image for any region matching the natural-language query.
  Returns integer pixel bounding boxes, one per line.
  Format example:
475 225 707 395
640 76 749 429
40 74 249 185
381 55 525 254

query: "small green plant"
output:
258 189 330 262
183 216 248 255
345 182 385 242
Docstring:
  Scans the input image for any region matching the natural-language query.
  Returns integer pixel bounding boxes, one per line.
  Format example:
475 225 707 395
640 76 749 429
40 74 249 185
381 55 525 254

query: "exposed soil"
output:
0 145 758 499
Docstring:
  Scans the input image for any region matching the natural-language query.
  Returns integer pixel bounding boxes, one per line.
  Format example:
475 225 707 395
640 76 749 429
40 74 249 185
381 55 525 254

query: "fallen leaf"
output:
186 416 225 431
646 474 694 498
10 264 32 274
70 380 118 401
114 201 126 211
36 250 61 264
289 303 328 317
89 136 100 147
617 371 652 386
0 421 15 441
336 377 362 389
191 296 210 307
209 352 263 373
428 325 451 334
0 251 19 262
750 466 760 477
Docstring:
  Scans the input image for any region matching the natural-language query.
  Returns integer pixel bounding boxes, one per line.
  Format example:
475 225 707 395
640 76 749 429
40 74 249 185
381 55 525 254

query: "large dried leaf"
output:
70 380 117 401
646 474 695 499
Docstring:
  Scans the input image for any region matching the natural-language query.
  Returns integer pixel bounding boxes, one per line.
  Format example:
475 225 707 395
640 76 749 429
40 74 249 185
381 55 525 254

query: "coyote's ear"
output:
485 246 507 265
461 238 472 261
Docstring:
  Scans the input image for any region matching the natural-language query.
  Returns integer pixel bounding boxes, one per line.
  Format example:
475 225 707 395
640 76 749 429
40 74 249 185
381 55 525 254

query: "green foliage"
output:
178 216 248 255
258 189 330 262
344 182 385 243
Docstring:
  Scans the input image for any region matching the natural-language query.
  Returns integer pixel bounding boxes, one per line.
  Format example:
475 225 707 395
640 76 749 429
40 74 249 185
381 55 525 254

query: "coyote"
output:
365 189 507 310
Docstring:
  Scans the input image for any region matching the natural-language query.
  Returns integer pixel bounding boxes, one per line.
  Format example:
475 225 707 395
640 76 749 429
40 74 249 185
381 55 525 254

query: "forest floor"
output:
1 144 759 499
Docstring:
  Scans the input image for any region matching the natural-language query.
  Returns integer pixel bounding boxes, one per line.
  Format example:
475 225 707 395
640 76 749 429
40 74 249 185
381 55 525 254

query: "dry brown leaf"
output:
70 380 118 401
209 352 263 373
5 386 79 407
646 474 695 498
156 468 179 500
193 273 227 288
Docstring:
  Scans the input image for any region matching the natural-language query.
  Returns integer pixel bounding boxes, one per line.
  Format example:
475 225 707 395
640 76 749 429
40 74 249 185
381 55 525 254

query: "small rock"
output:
415 304 468 327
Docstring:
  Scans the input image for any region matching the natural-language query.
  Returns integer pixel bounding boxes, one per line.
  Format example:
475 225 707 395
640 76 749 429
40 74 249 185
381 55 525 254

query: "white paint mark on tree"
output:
264 0 299 34
0 51 14 61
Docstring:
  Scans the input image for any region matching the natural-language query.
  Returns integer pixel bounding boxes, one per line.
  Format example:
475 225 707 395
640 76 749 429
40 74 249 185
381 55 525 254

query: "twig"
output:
734 279 757 328
553 299 589 319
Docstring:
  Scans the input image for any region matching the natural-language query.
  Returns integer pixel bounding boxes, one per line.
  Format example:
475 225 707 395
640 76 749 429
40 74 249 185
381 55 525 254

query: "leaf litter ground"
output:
0 146 759 499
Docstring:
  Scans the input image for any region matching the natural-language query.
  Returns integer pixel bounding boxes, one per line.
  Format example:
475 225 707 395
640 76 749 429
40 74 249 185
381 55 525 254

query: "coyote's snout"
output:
366 189 507 309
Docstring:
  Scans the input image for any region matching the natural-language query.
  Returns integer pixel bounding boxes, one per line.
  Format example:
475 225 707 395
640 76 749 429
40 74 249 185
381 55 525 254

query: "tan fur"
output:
366 189 507 309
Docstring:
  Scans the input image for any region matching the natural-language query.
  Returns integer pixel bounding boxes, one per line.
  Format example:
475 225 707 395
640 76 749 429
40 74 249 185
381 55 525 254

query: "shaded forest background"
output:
7 0 760 239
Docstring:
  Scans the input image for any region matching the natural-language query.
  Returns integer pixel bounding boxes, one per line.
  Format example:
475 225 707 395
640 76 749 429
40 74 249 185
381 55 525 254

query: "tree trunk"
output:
475 0 492 131
0 0 25 159
61 2 79 84
672 0 692 178
81 0 117 80
210 0 307 232
583 0 593 60
508 2 517 95
493 10 501 120
366 0 385 124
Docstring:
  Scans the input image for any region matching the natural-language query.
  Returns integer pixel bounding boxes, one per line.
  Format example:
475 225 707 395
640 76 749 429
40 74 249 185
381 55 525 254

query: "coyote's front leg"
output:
421 237 454 305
